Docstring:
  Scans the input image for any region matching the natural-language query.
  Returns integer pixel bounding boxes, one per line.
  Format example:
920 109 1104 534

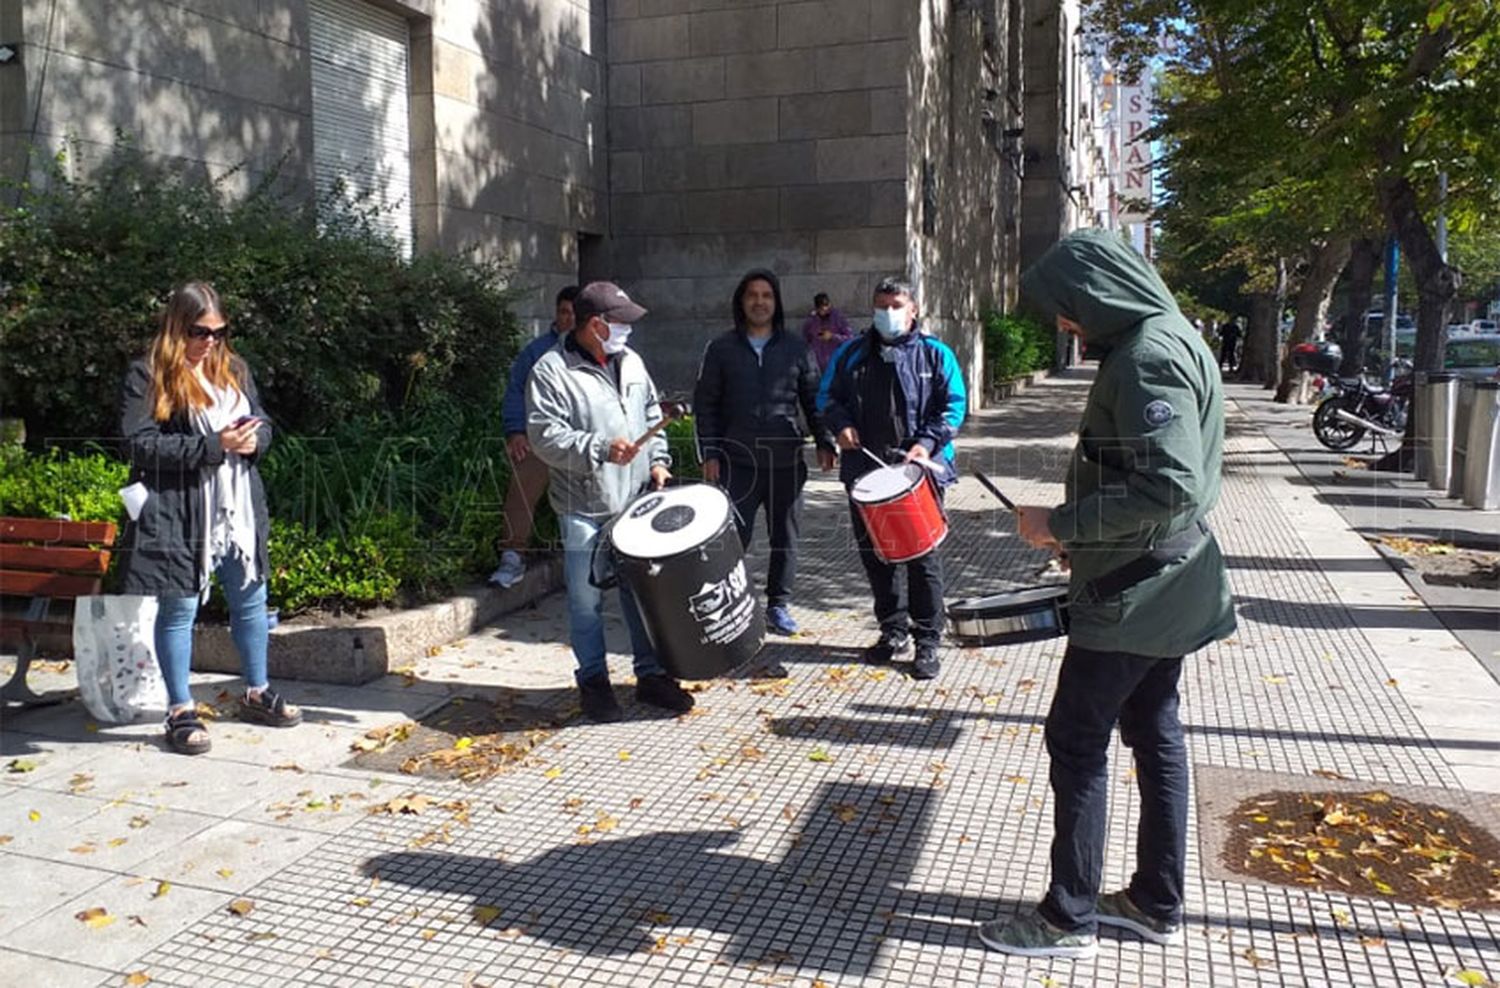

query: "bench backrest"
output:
0 517 119 598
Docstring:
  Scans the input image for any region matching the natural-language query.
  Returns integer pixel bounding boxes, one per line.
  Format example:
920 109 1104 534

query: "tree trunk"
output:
1275 235 1353 403
1370 174 1462 472
1336 236 1380 376
1238 257 1286 387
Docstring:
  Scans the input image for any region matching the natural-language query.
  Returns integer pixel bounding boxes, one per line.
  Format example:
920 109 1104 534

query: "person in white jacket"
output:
525 281 695 723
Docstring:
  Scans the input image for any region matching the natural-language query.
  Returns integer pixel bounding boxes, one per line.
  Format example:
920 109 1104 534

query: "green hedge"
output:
0 445 128 523
983 311 1056 384
0 143 522 442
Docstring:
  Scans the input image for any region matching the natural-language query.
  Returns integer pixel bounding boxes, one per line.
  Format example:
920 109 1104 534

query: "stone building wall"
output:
603 0 917 392
0 0 608 333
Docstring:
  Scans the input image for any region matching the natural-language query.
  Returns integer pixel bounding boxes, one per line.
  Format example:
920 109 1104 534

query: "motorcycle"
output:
1292 341 1412 451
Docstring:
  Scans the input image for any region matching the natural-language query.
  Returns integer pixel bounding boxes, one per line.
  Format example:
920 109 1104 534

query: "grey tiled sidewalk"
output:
3 369 1498 987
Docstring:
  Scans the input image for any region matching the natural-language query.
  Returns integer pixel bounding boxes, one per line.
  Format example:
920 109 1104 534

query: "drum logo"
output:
687 561 754 645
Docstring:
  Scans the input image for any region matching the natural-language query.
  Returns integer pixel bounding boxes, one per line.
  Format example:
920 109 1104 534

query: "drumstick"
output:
857 446 888 470
628 401 689 450
973 470 1016 511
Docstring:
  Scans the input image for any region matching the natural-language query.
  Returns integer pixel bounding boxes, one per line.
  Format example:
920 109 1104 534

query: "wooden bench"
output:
0 516 117 706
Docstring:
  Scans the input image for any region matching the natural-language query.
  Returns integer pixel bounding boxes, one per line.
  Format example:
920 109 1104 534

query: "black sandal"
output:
239 687 302 727
165 709 211 755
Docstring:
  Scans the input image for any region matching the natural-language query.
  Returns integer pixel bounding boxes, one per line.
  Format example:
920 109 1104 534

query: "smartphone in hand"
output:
232 415 261 429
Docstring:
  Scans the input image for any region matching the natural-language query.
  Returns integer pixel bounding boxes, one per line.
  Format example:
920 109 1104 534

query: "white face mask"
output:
601 322 633 354
873 306 909 341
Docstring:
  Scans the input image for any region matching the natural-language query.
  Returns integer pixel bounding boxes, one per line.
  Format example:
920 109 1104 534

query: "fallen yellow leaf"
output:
152 881 171 899
617 750 632 761
216 868 234 879
473 904 502 926
227 899 255 917
543 767 563 779
27 810 40 823
124 973 151 986
74 907 115 929
453 737 474 751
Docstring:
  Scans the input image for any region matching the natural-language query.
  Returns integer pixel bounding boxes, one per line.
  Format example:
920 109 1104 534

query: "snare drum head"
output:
950 585 1067 615
850 463 922 504
612 484 730 559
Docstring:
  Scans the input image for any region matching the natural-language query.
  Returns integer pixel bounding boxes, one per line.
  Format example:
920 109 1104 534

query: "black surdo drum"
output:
947 585 1069 646
609 484 765 680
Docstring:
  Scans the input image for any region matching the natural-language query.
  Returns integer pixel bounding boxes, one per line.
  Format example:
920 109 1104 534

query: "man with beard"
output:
693 269 828 638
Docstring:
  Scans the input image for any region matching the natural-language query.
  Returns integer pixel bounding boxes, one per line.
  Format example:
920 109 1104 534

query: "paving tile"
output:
128 819 333 895
0 854 113 937
0 949 116 988
0 871 228 971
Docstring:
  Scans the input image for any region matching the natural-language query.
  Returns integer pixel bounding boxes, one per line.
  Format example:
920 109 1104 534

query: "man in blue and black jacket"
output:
817 276 967 679
693 269 829 637
492 285 578 588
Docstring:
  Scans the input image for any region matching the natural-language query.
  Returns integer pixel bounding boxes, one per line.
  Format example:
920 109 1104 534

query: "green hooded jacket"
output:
1020 229 1236 657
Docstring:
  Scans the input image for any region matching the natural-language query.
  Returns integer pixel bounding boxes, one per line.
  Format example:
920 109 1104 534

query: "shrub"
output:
0 142 524 443
0 445 128 523
983 311 1055 384
666 415 702 481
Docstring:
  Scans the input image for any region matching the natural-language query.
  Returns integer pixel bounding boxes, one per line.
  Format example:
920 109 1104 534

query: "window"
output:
309 0 413 255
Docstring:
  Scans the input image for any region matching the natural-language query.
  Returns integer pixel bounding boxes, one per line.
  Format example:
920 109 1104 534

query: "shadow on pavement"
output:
363 780 1022 975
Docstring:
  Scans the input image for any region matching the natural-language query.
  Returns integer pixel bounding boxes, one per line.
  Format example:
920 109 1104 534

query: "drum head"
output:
851 463 922 504
612 484 730 559
950 585 1066 615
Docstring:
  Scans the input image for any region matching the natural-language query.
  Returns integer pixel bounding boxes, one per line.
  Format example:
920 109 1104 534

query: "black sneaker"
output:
636 673 695 714
863 630 912 665
911 643 941 680
578 674 623 723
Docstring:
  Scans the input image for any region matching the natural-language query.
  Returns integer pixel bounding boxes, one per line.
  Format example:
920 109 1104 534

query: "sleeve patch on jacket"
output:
1143 399 1176 427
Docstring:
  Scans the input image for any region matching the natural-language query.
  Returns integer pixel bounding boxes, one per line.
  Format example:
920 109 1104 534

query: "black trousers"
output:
722 458 806 609
847 498 945 647
1038 643 1189 933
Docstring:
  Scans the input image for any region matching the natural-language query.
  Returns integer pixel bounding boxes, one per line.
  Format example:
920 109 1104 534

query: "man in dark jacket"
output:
693 269 827 636
979 229 1235 959
816 276 966 680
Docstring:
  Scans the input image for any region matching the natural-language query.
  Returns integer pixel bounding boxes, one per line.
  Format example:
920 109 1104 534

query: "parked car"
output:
1446 333 1500 382
1470 318 1498 334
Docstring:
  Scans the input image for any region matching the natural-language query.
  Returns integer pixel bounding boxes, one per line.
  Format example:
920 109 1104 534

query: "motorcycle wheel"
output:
1313 396 1366 451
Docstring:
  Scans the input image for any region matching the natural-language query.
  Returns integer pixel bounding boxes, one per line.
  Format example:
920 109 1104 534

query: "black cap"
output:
573 281 647 325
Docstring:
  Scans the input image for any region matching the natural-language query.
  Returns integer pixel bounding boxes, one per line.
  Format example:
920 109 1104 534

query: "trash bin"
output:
1416 371 1459 489
1460 381 1500 510
1449 381 1477 500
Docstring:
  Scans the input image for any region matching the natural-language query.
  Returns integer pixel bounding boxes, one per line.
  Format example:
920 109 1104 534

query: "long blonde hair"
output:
148 282 243 422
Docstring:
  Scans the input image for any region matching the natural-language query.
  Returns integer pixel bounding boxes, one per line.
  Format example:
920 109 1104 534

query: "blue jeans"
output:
155 553 268 708
1039 643 1188 933
561 513 663 685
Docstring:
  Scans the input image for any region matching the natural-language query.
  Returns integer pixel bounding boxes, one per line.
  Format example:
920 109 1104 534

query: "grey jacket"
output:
525 338 670 520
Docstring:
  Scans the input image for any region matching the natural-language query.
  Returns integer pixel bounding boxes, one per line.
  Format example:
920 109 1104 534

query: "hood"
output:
732 268 787 336
1019 228 1181 345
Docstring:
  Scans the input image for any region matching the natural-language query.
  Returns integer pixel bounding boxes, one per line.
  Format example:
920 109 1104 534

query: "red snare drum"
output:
851 463 948 563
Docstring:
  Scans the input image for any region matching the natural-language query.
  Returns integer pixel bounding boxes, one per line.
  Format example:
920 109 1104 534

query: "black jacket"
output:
693 327 828 468
115 358 273 596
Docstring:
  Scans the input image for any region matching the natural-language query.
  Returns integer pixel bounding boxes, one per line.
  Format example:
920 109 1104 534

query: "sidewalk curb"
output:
191 556 564 685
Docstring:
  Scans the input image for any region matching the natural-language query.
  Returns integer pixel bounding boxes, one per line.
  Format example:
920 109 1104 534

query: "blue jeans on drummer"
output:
561 513 664 685
155 553 268 709
1040 643 1188 933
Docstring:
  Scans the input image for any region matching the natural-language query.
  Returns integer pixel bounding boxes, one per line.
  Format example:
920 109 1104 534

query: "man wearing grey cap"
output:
526 281 696 723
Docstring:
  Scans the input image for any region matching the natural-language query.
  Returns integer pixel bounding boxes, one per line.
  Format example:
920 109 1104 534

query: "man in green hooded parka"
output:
979 230 1235 958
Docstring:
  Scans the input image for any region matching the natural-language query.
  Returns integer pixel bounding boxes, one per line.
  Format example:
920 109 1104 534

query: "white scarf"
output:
193 382 260 602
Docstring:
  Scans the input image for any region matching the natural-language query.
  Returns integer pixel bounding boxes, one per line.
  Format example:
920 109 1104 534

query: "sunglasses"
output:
187 324 230 341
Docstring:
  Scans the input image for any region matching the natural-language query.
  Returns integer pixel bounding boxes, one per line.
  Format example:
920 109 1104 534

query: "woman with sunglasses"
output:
118 281 300 754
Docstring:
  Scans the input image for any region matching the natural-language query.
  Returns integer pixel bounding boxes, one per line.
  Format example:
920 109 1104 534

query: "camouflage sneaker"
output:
977 910 1098 959
1093 890 1183 946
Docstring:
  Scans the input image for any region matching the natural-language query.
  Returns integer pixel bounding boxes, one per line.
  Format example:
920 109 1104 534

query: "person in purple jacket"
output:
491 285 578 588
801 292 854 371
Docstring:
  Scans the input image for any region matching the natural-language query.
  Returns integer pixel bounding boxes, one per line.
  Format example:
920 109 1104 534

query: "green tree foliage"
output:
1087 0 1500 377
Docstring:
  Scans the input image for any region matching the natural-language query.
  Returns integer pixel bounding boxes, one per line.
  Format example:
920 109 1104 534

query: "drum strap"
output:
1083 520 1211 601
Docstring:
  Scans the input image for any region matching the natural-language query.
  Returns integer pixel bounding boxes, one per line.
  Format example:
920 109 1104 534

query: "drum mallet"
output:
972 470 1016 511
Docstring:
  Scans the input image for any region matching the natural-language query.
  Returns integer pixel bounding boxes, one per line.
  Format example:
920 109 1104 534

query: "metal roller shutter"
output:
309 0 413 256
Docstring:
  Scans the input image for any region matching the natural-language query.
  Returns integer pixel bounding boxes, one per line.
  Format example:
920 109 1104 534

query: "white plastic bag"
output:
73 595 168 723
